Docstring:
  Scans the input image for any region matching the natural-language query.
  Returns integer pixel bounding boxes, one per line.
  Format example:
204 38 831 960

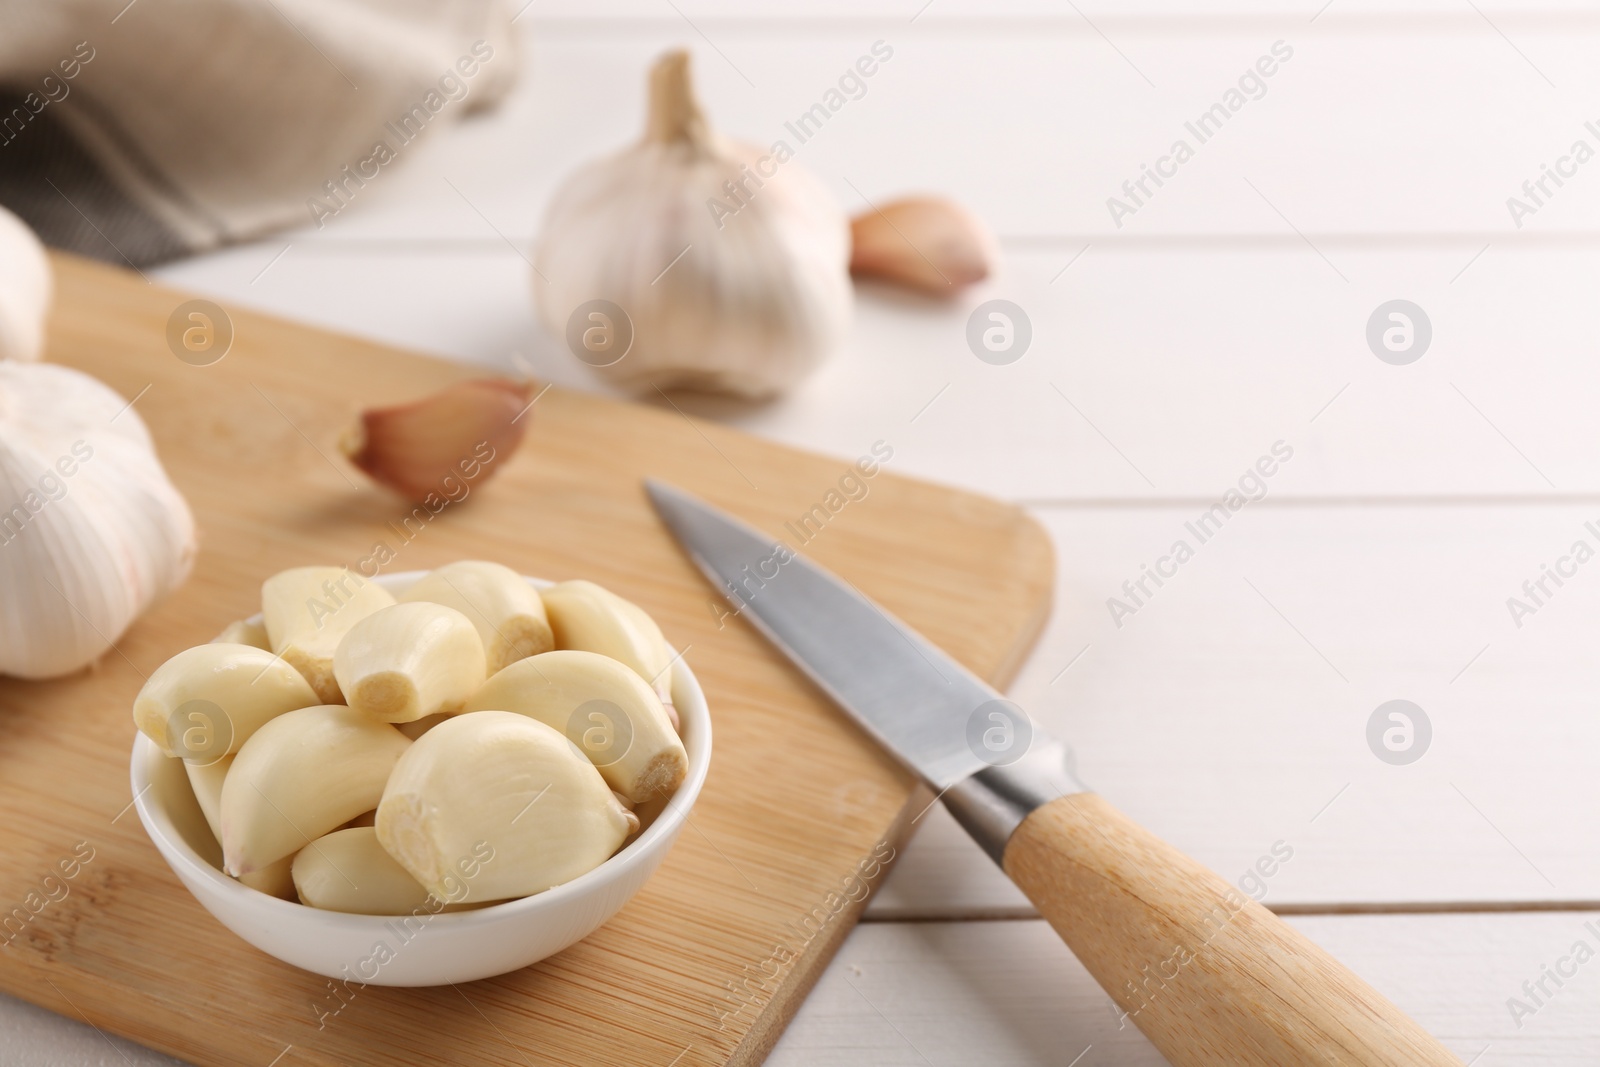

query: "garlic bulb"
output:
0 362 195 678
0 205 51 362
533 50 852 399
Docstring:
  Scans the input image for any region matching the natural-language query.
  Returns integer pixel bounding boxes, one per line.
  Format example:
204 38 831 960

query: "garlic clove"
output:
332 601 487 723
237 854 297 901
396 714 452 741
210 618 270 650
532 49 852 399
0 205 51 362
376 710 636 902
398 560 554 674
219 704 410 876
0 363 195 679
132 643 319 759
849 196 997 297
292 826 437 915
462 649 686 803
340 378 531 502
261 566 396 703
185 754 233 845
540 579 676 709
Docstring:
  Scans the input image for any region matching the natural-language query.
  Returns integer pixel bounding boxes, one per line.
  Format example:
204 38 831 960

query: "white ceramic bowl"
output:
130 570 711 986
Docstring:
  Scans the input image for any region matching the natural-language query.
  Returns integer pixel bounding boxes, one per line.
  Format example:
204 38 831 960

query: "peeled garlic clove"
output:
293 827 437 915
220 704 410 876
340 379 531 503
261 566 396 703
0 362 195 679
185 754 232 844
376 711 636 902
132 643 319 759
533 49 851 399
238 854 297 901
0 205 51 362
540 579 676 706
849 196 997 297
210 618 269 650
399 560 553 674
463 649 686 803
333 602 487 723
396 714 451 741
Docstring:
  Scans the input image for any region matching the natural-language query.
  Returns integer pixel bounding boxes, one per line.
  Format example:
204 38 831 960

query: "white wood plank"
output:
771 913 1600 1065
153 243 1600 501
188 17 1600 245
868 502 1600 918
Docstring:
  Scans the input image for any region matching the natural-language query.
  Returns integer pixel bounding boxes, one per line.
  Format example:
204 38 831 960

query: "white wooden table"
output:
10 3 1600 1063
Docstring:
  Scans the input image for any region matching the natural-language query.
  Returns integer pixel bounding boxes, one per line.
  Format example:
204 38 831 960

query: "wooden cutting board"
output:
0 254 1053 1067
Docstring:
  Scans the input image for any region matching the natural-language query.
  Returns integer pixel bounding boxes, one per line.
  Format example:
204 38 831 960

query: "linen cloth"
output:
0 0 516 265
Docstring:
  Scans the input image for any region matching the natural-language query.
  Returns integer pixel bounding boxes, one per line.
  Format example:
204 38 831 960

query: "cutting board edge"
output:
725 780 936 1067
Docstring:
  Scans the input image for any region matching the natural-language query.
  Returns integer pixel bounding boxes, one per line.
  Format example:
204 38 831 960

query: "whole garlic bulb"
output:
533 50 852 399
0 205 52 362
0 362 196 678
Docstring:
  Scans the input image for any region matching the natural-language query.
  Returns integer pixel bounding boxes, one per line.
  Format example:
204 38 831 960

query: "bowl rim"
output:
130 568 712 929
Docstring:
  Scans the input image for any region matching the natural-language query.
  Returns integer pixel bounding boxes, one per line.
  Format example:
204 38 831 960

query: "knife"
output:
646 480 1463 1067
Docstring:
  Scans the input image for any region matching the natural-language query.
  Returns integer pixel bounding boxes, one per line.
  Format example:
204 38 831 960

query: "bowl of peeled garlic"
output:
130 563 711 986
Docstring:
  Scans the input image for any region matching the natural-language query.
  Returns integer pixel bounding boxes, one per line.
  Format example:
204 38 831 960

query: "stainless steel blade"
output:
645 480 1008 789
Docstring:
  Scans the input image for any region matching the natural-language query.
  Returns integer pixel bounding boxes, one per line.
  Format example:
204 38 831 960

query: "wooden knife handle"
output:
1002 793 1463 1066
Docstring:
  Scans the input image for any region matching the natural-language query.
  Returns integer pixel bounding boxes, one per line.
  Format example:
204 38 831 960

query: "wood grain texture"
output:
0 253 1053 1067
1004 793 1462 1066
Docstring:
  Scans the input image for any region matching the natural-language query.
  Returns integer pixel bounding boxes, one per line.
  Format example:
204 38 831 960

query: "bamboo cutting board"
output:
0 254 1053 1067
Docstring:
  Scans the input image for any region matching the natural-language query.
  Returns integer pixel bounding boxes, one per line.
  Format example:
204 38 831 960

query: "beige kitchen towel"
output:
0 0 517 266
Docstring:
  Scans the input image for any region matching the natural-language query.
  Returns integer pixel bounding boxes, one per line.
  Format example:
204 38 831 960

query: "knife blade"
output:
646 480 1464 1067
643 477 1064 794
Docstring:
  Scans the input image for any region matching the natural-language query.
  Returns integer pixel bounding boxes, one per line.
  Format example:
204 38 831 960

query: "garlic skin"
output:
0 363 195 679
340 379 531 503
849 197 997 297
533 50 852 399
0 206 51 362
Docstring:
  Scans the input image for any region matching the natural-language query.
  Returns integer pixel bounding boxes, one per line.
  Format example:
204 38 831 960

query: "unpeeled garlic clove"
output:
332 601 487 723
849 196 997 297
462 649 686 803
399 560 554 674
293 826 437 914
132 643 319 759
376 710 636 902
340 379 531 503
540 579 677 712
220 704 410 876
261 566 396 703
